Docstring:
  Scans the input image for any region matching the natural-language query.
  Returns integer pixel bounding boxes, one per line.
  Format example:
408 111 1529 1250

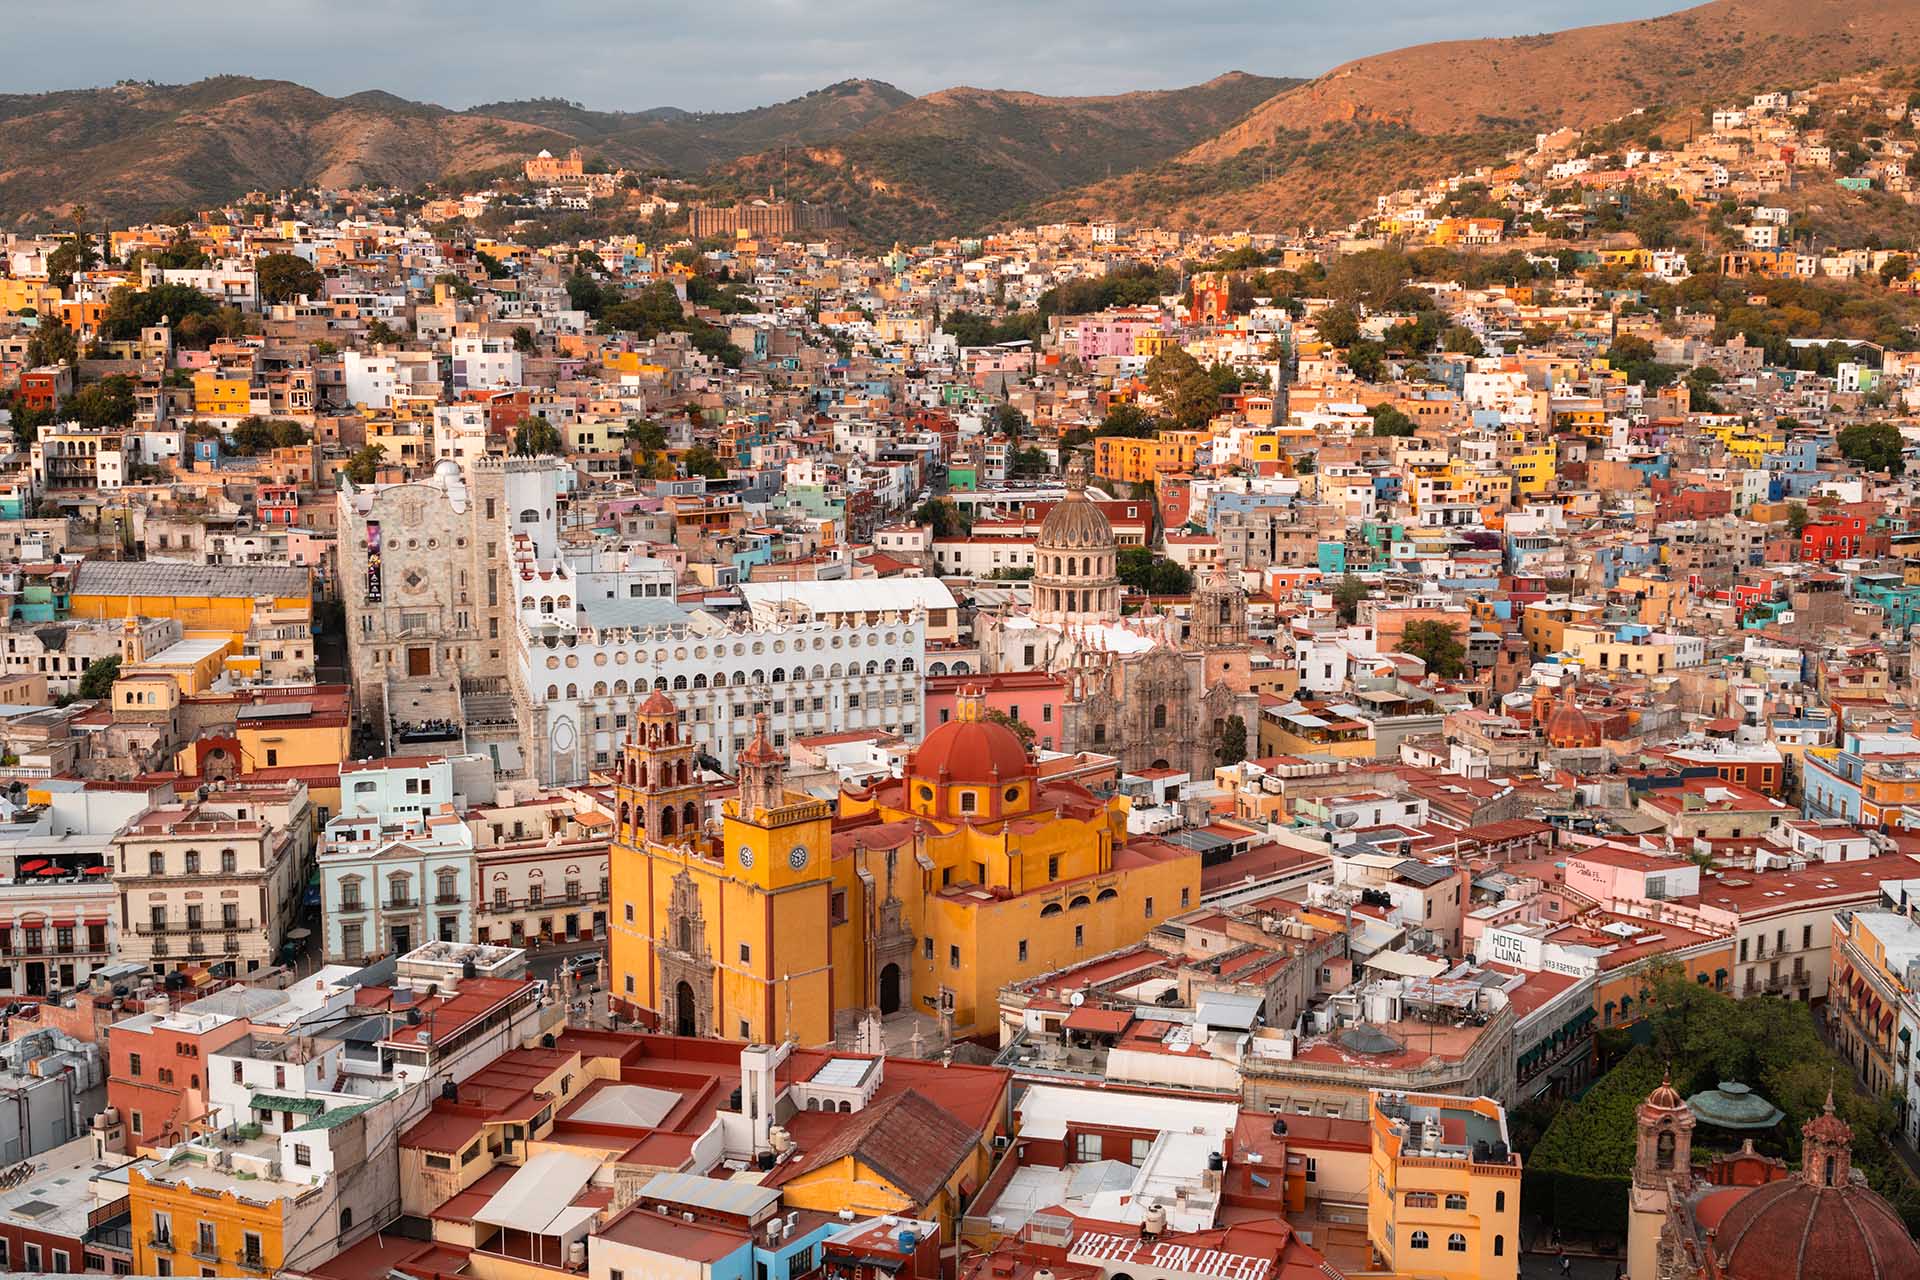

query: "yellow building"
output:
1367 1090 1521 1280
192 373 252 417
1093 432 1205 487
610 691 1199 1042
129 1161 315 1277
69 562 313 653
1509 444 1556 495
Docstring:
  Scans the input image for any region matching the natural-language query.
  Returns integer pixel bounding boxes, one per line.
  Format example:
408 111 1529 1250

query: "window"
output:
197 1221 216 1256
184 851 200 874
1304 1156 1317 1183
923 937 933 960
131 1111 142 1134
1409 1231 1429 1250
461 1141 481 1165
949 945 960 969
1074 924 1084 948
1130 1137 1152 1165
23 1244 39 1270
1145 897 1155 918
1447 1233 1467 1253
1181 888 1191 908
130 1052 142 1077
149 852 164 875
624 902 634 922
232 1061 244 1084
1445 1193 1467 1210
1494 1236 1504 1257
739 942 751 964
294 1143 312 1167
1047 856 1059 880
1074 1132 1100 1162
1018 939 1028 962
51 1249 67 1271
221 849 236 873
425 1154 452 1170
1495 1190 1505 1213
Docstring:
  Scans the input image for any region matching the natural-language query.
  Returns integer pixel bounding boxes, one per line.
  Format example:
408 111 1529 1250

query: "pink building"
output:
924 672 1068 752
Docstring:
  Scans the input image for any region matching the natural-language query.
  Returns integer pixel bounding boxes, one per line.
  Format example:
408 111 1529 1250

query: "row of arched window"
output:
543 659 916 701
1408 1232 1499 1254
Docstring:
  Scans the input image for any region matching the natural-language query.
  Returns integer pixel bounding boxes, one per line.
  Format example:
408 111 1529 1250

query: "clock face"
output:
788 844 809 871
737 845 755 870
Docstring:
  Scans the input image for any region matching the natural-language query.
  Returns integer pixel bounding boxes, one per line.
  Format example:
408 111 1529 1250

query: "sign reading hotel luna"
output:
366 521 384 603
1071 1233 1273 1280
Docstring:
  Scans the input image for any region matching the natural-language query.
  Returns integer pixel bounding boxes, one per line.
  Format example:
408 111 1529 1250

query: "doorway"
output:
390 925 411 955
675 981 697 1037
407 647 431 677
879 963 902 1016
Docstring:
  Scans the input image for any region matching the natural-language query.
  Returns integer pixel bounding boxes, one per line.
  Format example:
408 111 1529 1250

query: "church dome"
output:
1037 491 1114 551
1547 697 1602 748
1704 1173 1919 1280
912 713 1032 786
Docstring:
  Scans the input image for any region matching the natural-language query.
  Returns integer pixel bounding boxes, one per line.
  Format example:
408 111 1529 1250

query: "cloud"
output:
1 0 1688 111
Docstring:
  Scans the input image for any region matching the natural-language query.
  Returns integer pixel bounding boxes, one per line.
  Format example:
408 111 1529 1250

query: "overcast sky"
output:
5 0 1692 112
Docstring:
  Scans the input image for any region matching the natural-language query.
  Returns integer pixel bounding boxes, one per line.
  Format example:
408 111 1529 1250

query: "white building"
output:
320 756 493 963
449 336 524 391
511 542 926 783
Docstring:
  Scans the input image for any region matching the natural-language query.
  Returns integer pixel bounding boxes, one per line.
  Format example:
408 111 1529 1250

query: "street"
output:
1521 1253 1623 1280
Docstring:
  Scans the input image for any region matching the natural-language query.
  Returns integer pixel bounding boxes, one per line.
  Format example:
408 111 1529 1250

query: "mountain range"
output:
1 0 1917 240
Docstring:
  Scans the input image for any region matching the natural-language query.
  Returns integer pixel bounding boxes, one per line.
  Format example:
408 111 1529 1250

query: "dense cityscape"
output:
0 6 1917 1279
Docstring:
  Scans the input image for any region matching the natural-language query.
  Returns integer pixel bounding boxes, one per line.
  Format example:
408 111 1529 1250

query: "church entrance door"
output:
879 964 902 1016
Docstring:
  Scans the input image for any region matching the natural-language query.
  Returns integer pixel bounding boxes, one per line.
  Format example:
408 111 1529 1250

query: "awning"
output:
251 1094 325 1115
49 919 74 929
1064 1007 1132 1036
475 1152 600 1236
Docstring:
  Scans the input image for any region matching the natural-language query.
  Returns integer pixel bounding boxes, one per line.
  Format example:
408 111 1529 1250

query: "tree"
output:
993 405 1028 440
1116 546 1193 596
1333 575 1371 624
24 321 78 369
77 655 120 701
1837 422 1905 476
365 318 403 346
1879 254 1912 286
511 325 536 354
1396 619 1466 678
1785 502 1810 535
914 498 971 538
512 416 564 457
66 376 136 429
1214 715 1249 766
227 417 309 455
1346 341 1387 382
1144 348 1220 430
256 253 324 305
345 443 387 485
1095 402 1156 438
1315 305 1361 348
1441 325 1485 356
681 445 728 479
1009 447 1048 480
982 707 1036 750
44 234 98 289
1370 404 1417 437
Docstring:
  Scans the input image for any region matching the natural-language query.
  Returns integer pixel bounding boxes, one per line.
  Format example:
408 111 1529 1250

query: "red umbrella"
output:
36 867 61 877
83 866 107 875
17 860 45 872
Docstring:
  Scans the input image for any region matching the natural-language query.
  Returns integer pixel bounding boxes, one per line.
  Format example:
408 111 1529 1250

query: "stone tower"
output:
616 690 702 846
1628 1070 1695 1280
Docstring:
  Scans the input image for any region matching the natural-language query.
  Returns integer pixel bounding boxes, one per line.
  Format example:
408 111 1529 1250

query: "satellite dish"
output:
1068 991 1085 1007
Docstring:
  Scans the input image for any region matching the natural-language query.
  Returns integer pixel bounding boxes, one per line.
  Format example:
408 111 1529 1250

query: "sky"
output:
5 0 1695 112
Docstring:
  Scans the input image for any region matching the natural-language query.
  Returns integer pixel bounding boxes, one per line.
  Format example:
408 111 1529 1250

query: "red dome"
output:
1706 1176 1920 1280
637 689 678 717
1547 698 1602 748
912 715 1032 785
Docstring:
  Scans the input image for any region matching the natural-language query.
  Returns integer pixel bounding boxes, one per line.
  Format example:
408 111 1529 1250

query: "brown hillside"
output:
707 72 1291 246
1028 0 1920 233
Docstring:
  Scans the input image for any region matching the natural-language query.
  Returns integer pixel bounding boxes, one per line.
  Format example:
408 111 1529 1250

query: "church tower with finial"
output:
615 690 702 846
1627 1069 1696 1280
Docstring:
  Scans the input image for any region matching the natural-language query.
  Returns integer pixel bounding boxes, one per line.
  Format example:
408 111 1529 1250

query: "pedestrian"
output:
1561 1256 1571 1278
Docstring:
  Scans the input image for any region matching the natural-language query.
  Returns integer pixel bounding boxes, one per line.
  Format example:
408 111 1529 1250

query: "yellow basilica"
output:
608 688 1200 1045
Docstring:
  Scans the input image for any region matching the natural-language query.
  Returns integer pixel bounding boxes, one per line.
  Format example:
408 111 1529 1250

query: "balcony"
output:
134 918 254 936
435 893 464 905
482 891 608 915
147 1233 174 1252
